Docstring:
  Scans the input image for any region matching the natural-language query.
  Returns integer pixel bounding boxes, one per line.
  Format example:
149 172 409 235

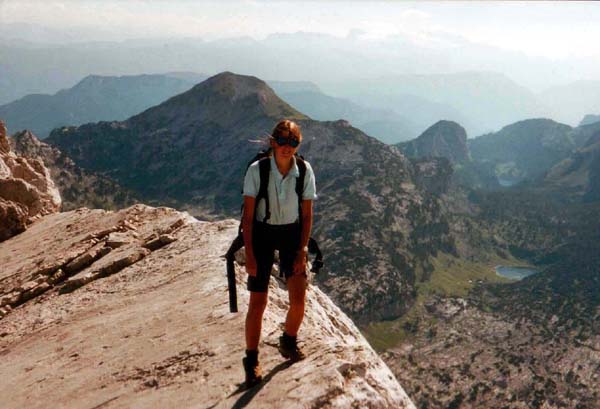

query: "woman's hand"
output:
293 250 307 275
246 255 257 277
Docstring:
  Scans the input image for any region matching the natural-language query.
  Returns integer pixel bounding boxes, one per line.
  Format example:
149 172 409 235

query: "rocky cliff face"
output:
397 120 470 165
0 121 61 241
544 130 600 202
385 295 600 409
296 120 455 323
45 72 455 324
9 129 137 211
0 204 415 409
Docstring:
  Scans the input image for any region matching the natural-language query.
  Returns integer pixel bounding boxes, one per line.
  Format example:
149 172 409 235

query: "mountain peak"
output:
397 120 469 164
11 129 40 146
192 72 305 109
128 71 306 128
189 71 281 105
72 74 106 89
499 117 567 131
426 120 466 134
579 114 600 127
195 71 261 91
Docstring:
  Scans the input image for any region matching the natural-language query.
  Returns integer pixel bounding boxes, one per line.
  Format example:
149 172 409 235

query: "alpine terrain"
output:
46 72 456 324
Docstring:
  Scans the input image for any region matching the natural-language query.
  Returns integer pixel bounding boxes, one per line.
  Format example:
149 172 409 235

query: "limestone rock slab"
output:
0 206 415 409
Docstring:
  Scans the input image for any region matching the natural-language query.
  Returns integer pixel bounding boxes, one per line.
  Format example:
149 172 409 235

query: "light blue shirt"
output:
243 155 317 225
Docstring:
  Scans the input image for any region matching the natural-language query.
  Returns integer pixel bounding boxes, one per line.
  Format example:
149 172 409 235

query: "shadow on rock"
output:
228 360 294 409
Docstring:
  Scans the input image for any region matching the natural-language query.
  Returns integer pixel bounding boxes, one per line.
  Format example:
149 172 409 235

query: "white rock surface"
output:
0 120 61 241
0 204 415 408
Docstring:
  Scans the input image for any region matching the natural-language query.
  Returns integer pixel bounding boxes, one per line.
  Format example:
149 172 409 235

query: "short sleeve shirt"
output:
243 155 317 225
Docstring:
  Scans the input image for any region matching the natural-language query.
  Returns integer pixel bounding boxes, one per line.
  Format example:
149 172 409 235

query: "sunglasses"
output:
273 136 300 148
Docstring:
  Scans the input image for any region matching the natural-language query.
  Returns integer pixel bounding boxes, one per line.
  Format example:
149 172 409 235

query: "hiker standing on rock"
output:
241 119 317 387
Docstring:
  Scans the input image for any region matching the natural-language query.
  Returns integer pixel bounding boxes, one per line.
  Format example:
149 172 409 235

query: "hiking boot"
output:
278 332 306 362
243 355 262 388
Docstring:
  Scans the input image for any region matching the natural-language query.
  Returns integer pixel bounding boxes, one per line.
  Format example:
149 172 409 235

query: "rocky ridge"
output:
0 204 415 408
0 120 61 241
544 130 600 201
9 129 137 211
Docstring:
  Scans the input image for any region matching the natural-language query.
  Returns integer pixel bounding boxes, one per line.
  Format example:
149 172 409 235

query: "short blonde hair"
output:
271 119 302 142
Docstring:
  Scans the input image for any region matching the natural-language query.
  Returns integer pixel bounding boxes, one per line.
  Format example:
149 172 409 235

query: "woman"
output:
241 119 317 387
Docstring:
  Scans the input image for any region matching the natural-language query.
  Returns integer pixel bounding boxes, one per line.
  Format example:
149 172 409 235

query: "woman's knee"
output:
287 276 307 308
248 291 268 314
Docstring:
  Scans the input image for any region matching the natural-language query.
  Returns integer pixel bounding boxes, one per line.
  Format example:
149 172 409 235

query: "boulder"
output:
0 197 28 241
0 120 61 241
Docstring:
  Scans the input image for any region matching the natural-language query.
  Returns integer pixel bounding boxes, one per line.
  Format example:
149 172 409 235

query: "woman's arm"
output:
242 195 257 277
294 199 313 275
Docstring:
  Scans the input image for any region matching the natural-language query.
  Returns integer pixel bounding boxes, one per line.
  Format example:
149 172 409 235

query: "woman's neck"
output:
273 152 293 176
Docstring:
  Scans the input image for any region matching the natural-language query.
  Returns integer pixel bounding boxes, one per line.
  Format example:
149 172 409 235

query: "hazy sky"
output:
1 0 600 59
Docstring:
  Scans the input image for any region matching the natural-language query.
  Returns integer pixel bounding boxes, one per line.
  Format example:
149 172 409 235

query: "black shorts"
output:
247 221 301 293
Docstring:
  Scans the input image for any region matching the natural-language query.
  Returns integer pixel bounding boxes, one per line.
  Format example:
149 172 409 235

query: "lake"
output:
498 178 517 187
495 265 539 280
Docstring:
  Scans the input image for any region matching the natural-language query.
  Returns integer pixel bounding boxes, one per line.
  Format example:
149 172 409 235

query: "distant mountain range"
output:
2 30 595 104
276 90 417 143
324 72 546 137
0 72 418 144
539 81 600 125
395 116 600 197
0 74 202 138
3 60 599 146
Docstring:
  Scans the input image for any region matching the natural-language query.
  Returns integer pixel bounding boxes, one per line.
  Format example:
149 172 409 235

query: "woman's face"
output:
271 136 300 160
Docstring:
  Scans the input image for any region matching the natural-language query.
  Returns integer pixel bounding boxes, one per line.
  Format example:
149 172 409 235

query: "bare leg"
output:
246 291 268 350
284 274 307 336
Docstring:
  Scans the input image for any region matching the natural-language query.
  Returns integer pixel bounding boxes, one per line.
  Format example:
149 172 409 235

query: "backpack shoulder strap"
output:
295 156 306 198
257 157 271 223
295 155 307 221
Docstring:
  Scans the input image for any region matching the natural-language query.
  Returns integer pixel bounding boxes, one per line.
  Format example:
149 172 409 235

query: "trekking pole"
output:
225 234 244 313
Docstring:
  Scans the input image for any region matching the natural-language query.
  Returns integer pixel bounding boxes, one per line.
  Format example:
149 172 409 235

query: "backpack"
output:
225 149 323 312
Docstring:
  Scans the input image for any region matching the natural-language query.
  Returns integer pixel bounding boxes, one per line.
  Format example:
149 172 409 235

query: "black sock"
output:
245 349 258 361
283 332 296 342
